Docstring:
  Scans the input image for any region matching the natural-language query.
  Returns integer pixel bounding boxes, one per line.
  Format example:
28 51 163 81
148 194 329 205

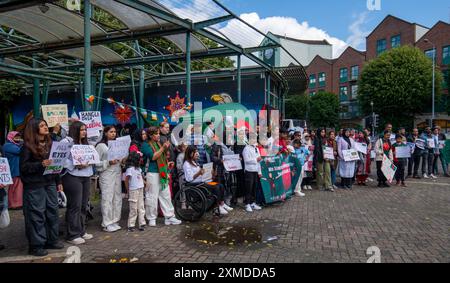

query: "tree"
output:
358 46 443 130
309 92 339 128
285 93 309 120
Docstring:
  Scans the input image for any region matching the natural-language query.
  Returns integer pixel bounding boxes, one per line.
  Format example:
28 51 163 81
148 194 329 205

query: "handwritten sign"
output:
202 162 214 183
342 149 360 162
79 111 103 138
108 136 131 161
394 146 411 159
223 154 242 171
44 142 70 175
381 154 397 183
71 145 100 165
354 142 368 154
42 104 68 128
323 146 334 160
0 158 13 185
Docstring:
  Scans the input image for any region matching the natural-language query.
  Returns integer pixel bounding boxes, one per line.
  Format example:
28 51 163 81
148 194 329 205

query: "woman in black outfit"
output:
20 118 64 257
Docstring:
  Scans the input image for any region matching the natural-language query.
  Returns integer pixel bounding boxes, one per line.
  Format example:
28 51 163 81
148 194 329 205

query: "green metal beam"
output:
130 68 140 129
237 55 241 103
41 80 49 105
84 0 92 111
244 45 280 54
139 67 145 127
0 66 66 81
186 32 191 104
193 15 234 29
96 69 105 111
32 58 40 117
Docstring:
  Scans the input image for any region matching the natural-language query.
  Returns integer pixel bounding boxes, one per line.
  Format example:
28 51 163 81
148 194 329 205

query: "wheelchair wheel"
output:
197 186 218 212
173 187 207 222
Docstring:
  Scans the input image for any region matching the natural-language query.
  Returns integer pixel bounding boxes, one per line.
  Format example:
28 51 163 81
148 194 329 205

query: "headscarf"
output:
342 129 352 149
7 131 20 145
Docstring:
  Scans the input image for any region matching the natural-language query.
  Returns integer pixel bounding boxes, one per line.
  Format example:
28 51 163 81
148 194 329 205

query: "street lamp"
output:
370 101 374 139
424 39 435 128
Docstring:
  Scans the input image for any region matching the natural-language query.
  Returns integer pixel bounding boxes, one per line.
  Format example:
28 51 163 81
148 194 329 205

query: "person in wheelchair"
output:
183 146 233 215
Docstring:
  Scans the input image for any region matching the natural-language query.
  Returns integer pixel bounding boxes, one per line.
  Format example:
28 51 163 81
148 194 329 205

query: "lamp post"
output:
370 101 374 139
424 39 435 128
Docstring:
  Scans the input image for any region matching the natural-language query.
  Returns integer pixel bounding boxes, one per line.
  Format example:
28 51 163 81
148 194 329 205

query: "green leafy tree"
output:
309 92 339 128
285 93 309 120
358 46 443 129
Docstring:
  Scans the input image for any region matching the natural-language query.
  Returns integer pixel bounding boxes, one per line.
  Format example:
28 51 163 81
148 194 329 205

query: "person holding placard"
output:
337 129 357 189
3 131 23 209
61 121 94 245
420 127 436 179
432 126 449 177
142 127 181 226
313 129 333 192
392 135 408 187
407 128 422 179
375 130 393 188
355 131 370 186
328 131 339 190
95 126 124 233
20 119 64 256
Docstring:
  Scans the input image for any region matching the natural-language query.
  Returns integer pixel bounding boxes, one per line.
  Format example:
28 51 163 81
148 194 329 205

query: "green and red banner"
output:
259 153 302 204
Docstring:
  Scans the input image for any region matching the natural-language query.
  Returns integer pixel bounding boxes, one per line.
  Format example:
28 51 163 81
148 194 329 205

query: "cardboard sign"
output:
42 104 68 128
71 145 100 165
202 162 214 183
108 136 131 161
394 145 411 159
407 142 416 154
0 158 14 185
427 138 436 149
44 142 70 175
79 111 103 138
381 154 397 183
223 154 242 171
323 146 334 160
342 149 360 162
438 141 445 149
354 142 368 154
415 139 426 150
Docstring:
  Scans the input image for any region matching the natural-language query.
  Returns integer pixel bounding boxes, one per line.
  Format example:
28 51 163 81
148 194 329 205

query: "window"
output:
309 74 316 88
425 49 436 60
391 35 401 48
351 66 359 80
443 46 450 65
340 68 348 83
377 39 387 56
309 91 316 97
318 72 326 87
339 86 348 101
351 85 358 99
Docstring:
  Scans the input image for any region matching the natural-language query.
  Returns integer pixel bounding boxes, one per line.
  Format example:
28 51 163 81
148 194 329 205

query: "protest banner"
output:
394 145 411 159
202 163 214 182
381 154 397 183
427 138 436 149
323 146 334 160
407 142 416 154
342 149 360 161
0 158 14 186
44 142 70 175
71 145 100 165
42 104 68 128
108 136 131 161
354 142 368 154
415 139 426 150
223 154 242 171
79 111 103 138
259 154 302 204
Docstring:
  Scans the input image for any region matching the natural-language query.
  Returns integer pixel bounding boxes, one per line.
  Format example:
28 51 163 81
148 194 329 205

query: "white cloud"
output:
346 12 371 51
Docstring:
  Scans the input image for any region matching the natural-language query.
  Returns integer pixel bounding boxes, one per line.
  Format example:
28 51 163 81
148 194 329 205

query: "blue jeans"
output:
330 167 337 185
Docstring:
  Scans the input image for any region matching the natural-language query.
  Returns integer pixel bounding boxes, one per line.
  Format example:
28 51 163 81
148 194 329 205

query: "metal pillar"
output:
130 68 141 129
266 73 271 107
96 69 105 111
186 32 191 104
139 67 145 127
83 0 92 111
431 46 436 127
32 58 40 117
237 55 242 103
42 81 49 105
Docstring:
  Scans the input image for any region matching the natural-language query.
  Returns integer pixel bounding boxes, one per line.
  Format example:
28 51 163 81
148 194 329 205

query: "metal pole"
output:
96 69 105 111
83 0 92 111
431 45 435 128
130 68 141 129
186 32 191 104
139 67 145 127
267 73 271 107
237 55 242 103
32 57 40 117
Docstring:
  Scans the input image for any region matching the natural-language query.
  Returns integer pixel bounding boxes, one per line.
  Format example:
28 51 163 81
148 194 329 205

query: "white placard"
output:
71 145 100 165
0 158 14 185
323 146 335 160
370 150 376 159
354 142 368 154
202 162 214 183
342 149 360 162
415 139 425 150
394 145 411 159
389 134 396 143
41 104 68 128
79 111 103 138
223 154 242 171
108 136 131 161
381 154 397 183
44 142 70 175
438 141 445 149
427 138 436 149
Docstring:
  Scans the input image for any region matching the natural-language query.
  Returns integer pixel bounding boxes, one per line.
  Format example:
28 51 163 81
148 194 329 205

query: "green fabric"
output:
141 142 158 173
443 140 450 163
149 141 169 189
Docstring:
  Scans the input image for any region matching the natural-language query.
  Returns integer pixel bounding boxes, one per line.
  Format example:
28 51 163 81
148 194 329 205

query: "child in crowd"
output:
242 132 263 212
293 139 309 197
124 152 146 232
392 135 408 187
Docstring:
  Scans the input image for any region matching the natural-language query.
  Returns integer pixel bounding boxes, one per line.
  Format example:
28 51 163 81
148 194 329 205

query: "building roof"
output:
268 32 331 46
416 21 450 43
366 14 430 39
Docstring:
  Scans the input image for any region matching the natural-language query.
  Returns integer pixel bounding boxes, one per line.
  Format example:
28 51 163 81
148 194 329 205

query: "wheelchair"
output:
173 174 218 222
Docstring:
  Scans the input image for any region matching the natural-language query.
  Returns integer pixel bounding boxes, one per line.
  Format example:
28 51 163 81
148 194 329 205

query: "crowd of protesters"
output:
0 117 448 256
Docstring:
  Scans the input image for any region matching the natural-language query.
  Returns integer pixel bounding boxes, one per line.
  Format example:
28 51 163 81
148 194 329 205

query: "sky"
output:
219 0 450 58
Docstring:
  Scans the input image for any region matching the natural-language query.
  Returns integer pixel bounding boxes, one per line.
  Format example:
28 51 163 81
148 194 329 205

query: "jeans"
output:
421 150 429 175
426 150 435 175
409 150 422 177
330 167 337 185
244 171 258 205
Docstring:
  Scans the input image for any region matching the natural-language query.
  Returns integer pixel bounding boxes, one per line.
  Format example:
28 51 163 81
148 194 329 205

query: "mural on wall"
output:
112 102 135 126
211 93 233 104
164 91 192 123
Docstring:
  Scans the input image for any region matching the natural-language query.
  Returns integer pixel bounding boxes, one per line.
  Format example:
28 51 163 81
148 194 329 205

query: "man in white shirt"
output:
242 133 263 213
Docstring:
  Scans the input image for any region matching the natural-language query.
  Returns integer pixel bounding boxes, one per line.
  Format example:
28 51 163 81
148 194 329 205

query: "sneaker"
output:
245 204 253 212
66 237 85 245
333 185 339 190
81 233 93 240
430 174 437 179
103 224 120 233
148 220 156 227
423 173 429 179
295 191 305 197
165 217 182 225
139 225 145 231
307 185 313 191
112 223 122 230
251 203 262 210
29 248 48 257
127 227 136 232
219 205 229 215
222 203 234 211
367 177 374 182
44 242 64 250
327 187 335 192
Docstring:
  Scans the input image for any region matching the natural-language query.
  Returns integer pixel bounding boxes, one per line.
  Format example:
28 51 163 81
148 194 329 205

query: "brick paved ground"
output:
0 173 449 263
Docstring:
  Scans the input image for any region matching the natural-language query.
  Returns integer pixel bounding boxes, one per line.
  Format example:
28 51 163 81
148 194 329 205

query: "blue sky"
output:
222 0 449 56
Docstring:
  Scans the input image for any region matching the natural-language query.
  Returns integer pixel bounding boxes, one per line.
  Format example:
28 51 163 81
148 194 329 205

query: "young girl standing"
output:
124 152 146 232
